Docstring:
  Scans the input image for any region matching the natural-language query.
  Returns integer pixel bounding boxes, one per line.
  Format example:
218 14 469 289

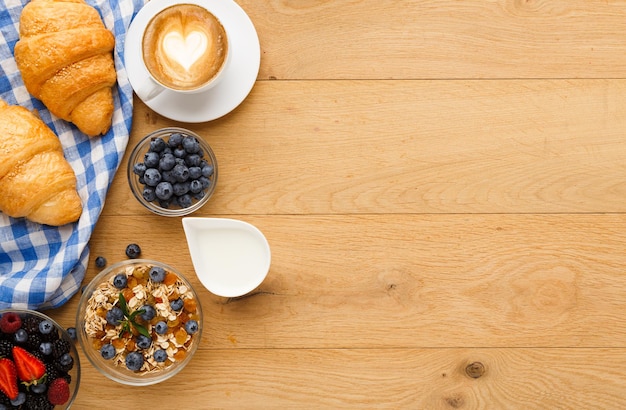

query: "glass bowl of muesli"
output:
76 259 203 386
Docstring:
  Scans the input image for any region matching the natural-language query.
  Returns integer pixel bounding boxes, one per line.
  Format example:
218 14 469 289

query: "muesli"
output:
83 263 200 374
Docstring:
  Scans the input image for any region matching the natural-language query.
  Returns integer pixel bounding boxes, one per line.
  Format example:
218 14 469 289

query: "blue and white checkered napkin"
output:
0 0 146 310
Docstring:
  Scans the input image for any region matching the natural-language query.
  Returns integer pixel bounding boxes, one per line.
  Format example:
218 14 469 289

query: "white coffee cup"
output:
130 0 231 101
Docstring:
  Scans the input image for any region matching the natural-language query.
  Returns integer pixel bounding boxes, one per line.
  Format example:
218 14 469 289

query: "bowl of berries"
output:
76 259 202 386
0 309 79 408
127 127 218 217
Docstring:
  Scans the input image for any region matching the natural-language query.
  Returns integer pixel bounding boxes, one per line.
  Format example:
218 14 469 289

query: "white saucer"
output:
182 217 271 297
124 0 261 123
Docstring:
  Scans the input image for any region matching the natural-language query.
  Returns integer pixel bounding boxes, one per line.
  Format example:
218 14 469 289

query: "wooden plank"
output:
53 213 626 348
105 79 626 216
69 348 626 408
237 0 626 79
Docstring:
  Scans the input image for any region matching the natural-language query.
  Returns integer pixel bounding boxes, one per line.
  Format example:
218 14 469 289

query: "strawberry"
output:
12 346 45 384
47 377 70 405
0 358 18 400
0 312 22 334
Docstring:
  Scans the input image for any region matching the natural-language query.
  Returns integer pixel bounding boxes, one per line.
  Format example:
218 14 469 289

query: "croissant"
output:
14 0 117 137
0 99 82 226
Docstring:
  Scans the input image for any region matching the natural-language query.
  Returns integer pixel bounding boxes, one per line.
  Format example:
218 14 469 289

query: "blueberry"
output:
170 298 184 311
14 329 27 343
106 306 124 326
199 176 212 190
193 190 206 201
59 352 73 367
144 151 160 168
177 194 193 208
159 153 176 171
143 168 161 187
113 273 128 289
67 327 77 340
136 334 152 350
126 243 141 258
142 186 156 202
153 349 167 363
188 166 202 180
155 181 173 201
189 179 203 194
133 162 147 177
154 321 168 335
173 182 190 196
173 147 186 158
140 305 156 321
31 382 47 394
184 320 199 335
185 154 201 167
168 132 183 147
125 351 144 371
95 256 107 268
182 136 201 153
149 266 166 282
201 164 214 178
150 137 167 152
100 343 116 360
39 342 52 356
161 169 176 184
158 198 171 208
10 392 25 407
39 319 54 335
172 164 189 182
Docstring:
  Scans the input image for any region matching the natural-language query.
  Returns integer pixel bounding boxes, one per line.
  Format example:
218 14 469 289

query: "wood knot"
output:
444 394 465 408
465 362 485 379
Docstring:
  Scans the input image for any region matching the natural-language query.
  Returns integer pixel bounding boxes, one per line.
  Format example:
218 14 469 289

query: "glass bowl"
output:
0 309 80 409
76 259 203 386
127 127 218 217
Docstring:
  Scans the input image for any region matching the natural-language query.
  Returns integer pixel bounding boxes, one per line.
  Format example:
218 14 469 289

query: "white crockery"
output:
125 0 261 122
182 218 271 297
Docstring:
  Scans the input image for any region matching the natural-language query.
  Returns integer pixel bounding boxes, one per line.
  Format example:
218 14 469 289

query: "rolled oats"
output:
83 263 200 375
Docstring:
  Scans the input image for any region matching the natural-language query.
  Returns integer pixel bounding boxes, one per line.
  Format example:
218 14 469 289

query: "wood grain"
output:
241 0 626 80
104 79 626 216
36 0 626 407
52 213 626 349
68 348 626 409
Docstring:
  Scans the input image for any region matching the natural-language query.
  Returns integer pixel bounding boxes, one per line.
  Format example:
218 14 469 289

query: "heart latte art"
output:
142 4 228 91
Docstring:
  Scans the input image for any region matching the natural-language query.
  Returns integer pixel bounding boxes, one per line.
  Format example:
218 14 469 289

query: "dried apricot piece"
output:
183 298 197 313
163 272 178 286
174 328 187 345
173 350 186 361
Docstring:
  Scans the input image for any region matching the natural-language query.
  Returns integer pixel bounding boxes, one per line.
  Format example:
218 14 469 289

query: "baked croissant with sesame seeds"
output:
13 0 117 137
0 99 82 226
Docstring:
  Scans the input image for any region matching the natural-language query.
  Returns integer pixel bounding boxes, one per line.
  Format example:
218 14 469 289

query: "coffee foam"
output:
142 4 228 91
162 30 208 71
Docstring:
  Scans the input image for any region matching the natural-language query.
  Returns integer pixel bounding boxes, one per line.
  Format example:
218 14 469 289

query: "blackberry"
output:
0 339 13 358
27 332 43 351
25 393 54 410
21 315 41 334
51 339 70 359
45 361 61 381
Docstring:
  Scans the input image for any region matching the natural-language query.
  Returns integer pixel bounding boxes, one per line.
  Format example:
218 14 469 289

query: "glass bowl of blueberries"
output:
76 259 203 386
0 309 80 409
127 127 218 216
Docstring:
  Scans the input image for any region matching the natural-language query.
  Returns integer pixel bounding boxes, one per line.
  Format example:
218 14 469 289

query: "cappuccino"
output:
142 4 228 91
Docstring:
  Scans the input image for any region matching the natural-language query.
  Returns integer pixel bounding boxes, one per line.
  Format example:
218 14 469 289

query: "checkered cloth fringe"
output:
0 0 146 310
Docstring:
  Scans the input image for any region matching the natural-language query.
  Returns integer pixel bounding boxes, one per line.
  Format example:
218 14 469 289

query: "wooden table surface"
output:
48 1 626 408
